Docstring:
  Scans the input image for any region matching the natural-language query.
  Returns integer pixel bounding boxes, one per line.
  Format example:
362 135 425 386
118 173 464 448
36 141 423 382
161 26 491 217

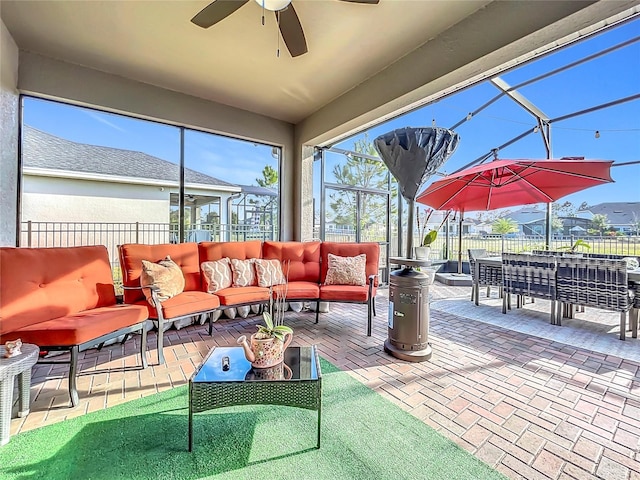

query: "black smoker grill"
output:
374 127 459 362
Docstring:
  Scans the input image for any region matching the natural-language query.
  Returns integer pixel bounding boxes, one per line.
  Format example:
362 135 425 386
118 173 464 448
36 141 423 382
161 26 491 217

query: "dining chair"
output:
469 249 503 303
502 253 558 324
556 256 633 339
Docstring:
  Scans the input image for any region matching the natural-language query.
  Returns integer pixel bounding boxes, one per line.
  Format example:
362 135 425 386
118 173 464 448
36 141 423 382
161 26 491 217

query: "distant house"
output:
505 206 546 236
577 202 640 234
21 126 242 240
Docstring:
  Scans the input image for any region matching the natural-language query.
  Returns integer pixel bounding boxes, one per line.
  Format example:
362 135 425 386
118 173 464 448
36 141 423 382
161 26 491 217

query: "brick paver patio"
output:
8 283 640 480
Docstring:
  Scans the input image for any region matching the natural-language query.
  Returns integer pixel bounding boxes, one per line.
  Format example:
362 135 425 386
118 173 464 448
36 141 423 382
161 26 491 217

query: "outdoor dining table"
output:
472 255 640 306
472 256 503 306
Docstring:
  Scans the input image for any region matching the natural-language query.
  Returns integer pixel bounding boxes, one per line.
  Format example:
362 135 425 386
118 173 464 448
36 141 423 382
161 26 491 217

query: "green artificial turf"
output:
0 359 505 480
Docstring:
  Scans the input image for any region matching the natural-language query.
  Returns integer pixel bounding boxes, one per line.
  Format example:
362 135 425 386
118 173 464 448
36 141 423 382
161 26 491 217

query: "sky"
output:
22 16 639 211
335 17 640 211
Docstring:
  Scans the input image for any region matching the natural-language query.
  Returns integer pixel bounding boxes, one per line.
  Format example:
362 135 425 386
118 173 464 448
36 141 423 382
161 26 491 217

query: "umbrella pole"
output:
458 214 463 274
407 199 415 259
545 203 552 250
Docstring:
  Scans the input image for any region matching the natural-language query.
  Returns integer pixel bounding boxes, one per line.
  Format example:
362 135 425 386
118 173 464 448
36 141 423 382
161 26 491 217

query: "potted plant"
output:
237 270 293 368
559 238 590 256
415 208 450 260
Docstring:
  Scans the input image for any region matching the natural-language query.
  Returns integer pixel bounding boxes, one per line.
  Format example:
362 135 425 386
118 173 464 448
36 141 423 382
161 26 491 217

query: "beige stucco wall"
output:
0 20 19 246
22 176 170 224
16 52 296 240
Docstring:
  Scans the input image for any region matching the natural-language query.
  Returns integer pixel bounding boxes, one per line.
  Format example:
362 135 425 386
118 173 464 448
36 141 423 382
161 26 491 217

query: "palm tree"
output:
492 218 518 235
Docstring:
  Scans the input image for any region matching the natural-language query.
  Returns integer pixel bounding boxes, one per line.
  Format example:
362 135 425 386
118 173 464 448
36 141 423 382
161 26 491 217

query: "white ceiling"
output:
1 0 494 123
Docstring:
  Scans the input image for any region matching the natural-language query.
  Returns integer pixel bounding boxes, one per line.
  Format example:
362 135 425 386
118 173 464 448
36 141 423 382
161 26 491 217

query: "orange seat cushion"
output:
320 242 379 287
3 304 148 347
119 243 201 305
262 241 321 283
319 285 377 303
139 291 220 320
0 245 118 336
214 286 270 306
199 241 263 263
273 281 319 300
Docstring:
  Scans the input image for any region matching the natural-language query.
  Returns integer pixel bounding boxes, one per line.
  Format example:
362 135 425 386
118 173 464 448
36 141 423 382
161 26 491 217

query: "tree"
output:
328 135 393 238
551 215 564 233
578 201 590 211
632 212 640 235
256 165 278 188
246 165 279 236
492 218 518 235
591 213 609 235
553 201 575 217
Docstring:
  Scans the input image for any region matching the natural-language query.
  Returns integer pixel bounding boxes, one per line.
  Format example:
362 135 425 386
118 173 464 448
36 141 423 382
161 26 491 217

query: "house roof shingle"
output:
23 125 237 188
579 202 640 226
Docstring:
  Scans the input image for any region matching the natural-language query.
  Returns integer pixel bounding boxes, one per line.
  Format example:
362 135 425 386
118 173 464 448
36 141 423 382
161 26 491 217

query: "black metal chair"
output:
556 256 633 339
501 253 558 324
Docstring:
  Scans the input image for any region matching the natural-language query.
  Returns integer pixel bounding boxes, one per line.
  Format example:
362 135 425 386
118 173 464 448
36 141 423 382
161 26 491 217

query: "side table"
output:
0 343 39 446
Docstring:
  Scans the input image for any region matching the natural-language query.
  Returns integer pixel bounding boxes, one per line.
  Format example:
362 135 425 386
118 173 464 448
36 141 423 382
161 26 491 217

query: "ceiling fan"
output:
191 0 380 58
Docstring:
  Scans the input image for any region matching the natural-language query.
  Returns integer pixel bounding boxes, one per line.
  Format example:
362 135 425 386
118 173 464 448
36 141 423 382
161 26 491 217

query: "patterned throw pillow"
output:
324 253 366 286
254 259 286 288
140 255 185 305
230 258 258 287
201 258 233 293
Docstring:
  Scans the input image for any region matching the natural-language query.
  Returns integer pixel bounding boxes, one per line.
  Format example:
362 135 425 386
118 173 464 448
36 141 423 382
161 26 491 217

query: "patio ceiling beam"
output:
490 77 550 122
549 93 640 123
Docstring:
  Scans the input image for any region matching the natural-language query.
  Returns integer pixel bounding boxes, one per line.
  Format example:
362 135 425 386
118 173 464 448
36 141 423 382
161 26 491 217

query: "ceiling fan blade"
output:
339 0 380 4
276 4 308 57
191 0 249 28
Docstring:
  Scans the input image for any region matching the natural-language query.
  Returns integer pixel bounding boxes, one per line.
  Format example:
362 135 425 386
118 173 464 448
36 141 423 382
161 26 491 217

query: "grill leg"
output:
620 311 626 341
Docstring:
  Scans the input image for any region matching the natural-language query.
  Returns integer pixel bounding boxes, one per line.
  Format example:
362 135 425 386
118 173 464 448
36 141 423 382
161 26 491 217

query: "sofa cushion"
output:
3 304 148 347
272 281 319 300
254 259 286 287
199 240 263 262
324 253 366 286
215 286 270 306
201 258 233 293
230 258 258 287
137 291 220 320
319 285 377 303
262 241 321 283
0 245 118 335
141 256 186 305
321 242 380 287
119 243 202 304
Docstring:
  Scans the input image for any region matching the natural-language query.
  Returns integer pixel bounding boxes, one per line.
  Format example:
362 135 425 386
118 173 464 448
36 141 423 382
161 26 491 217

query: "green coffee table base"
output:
188 346 321 452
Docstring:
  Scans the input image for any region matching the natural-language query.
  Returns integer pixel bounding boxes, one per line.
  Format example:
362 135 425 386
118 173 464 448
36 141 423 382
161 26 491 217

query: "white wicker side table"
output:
0 343 39 446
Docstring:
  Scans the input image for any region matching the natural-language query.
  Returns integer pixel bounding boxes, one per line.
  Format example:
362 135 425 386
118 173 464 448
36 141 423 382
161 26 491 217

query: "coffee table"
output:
189 345 322 451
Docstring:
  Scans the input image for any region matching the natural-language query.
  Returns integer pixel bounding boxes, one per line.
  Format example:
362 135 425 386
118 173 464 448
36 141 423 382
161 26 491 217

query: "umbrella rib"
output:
502 165 555 202
526 163 613 182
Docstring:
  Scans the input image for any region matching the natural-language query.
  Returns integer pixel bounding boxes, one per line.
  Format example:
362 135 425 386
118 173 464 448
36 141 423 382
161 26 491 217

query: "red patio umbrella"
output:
415 157 614 273
416 158 614 213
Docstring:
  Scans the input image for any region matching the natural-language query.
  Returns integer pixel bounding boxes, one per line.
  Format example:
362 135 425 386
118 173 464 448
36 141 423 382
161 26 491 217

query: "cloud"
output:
84 111 126 132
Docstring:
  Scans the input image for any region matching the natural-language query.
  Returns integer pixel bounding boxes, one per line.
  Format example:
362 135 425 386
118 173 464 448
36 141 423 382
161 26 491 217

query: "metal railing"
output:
20 221 277 286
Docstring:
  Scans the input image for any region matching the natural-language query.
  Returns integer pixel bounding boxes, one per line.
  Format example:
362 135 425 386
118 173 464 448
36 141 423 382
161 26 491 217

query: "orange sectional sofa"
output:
118 242 221 365
119 240 380 363
0 246 149 407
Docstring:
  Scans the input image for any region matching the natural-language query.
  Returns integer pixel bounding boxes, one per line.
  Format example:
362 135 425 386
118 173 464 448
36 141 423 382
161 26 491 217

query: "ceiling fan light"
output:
254 0 292 11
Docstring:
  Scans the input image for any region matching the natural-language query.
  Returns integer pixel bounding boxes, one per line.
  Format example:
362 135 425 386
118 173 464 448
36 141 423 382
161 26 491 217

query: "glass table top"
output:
192 346 318 383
